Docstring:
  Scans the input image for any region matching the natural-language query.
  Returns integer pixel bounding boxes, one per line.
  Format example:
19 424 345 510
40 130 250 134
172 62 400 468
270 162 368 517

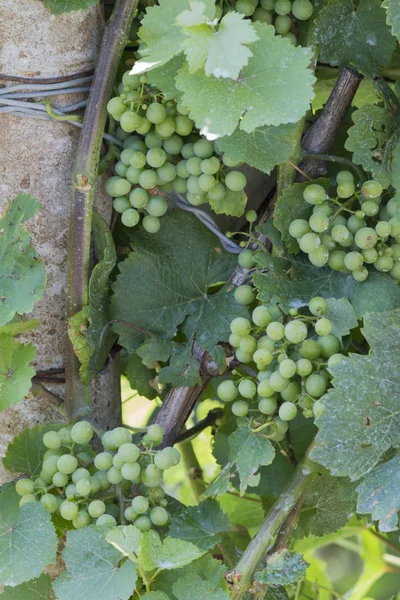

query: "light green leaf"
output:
3 423 64 476
43 0 99 13
216 123 298 174
159 343 201 387
53 526 137 600
356 453 400 531
175 23 315 138
125 353 158 400
0 335 36 411
314 0 395 74
302 475 358 536
208 189 247 217
156 554 229 597
146 55 185 100
311 307 400 480
106 525 142 560
0 194 46 327
325 298 358 340
345 105 394 188
384 0 400 42
169 500 230 550
253 255 400 319
141 593 171 600
137 337 176 367
0 319 39 336
255 550 308 585
273 179 329 253
182 12 258 80
172 573 230 600
0 503 57 586
0 574 52 600
177 0 216 26
138 530 204 572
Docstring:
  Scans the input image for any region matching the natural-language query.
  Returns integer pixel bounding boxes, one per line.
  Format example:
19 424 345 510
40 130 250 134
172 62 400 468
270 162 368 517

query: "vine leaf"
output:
311 307 400 481
156 554 229 597
205 424 275 496
132 0 215 73
345 105 396 188
0 501 57 587
0 194 46 327
273 179 329 254
175 23 315 138
138 530 204 572
3 423 64 476
169 499 230 550
125 353 158 400
383 0 400 42
158 344 202 387
0 319 39 336
146 56 185 100
141 594 172 600
253 254 400 318
216 123 298 174
314 0 395 74
208 189 247 217
53 526 137 600
356 453 400 531
172 573 230 600
0 335 36 411
43 0 98 13
137 337 176 367
106 525 142 561
0 574 52 600
255 550 309 586
181 11 259 79
301 475 358 536
325 298 358 340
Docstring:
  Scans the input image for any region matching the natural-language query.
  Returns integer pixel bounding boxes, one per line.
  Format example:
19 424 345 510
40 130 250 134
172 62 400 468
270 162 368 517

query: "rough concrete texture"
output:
0 3 114 485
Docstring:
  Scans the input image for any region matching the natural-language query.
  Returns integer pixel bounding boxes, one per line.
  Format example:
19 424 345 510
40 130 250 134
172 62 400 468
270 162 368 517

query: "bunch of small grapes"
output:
234 0 314 45
105 71 248 231
15 421 180 532
217 296 347 440
288 172 400 282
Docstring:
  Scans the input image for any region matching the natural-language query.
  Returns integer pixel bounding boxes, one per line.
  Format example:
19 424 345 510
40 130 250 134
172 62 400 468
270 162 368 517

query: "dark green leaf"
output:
147 55 185 100
125 353 158 400
325 298 358 340
255 550 308 585
169 499 230 550
3 423 64 476
156 554 228 597
0 574 52 600
137 337 176 367
0 335 36 411
172 573 230 600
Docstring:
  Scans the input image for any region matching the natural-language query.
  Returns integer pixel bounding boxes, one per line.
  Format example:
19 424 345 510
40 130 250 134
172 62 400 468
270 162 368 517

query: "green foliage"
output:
43 0 99 13
106 525 142 560
3 423 64 476
125 353 158 399
208 189 247 218
169 499 230 550
53 526 137 600
383 0 400 42
324 298 358 340
314 0 395 74
138 530 205 571
255 550 309 585
0 574 52 600
0 334 36 411
172 573 230 600
0 194 46 327
311 307 400 480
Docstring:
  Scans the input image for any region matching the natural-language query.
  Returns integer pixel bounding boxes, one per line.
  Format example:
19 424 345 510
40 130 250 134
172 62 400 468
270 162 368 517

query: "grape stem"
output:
65 0 139 422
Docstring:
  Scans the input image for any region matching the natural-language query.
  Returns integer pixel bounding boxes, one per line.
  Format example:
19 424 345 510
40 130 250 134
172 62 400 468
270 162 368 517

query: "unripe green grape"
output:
199 173 216 192
16 478 35 496
318 335 340 358
376 221 392 238
391 243 400 260
124 507 138 522
120 462 141 482
279 359 296 379
229 333 241 348
128 188 148 210
120 111 142 133
331 215 347 227
238 249 255 269
132 495 149 514
303 184 326 205
175 115 194 136
130 151 146 169
71 421 93 445
115 161 128 178
355 227 378 249
277 352 288 363
296 358 313 376
274 0 292 15
235 0 257 15
278 402 297 421
72 510 91 529
163 134 184 156
390 217 400 237
251 306 271 328
328 249 346 270
52 471 68 487
328 353 346 368
40 470 53 485
313 202 334 217
313 400 325 417
142 215 161 233
258 397 277 415
266 321 284 341
269 371 289 392
96 514 117 527
194 139 214 159
361 180 383 198
181 143 195 159
42 455 60 477
121 208 140 228
320 233 336 251
291 0 313 19
106 176 131 198
146 102 166 125
150 506 169 526
76 478 92 497
236 349 252 364
309 296 327 316
40 493 58 513
107 466 123 485
309 246 329 266
234 285 255 305
201 156 220 175
284 320 308 344
245 210 257 223
118 442 140 463
34 478 47 491
124 137 146 152
60 500 79 521
361 200 379 217
155 117 175 139
230 317 252 337
172 177 188 193
107 97 127 121
71 468 90 484
387 197 400 217
134 515 152 531
186 157 203 176
113 196 130 214
57 454 78 475
239 335 257 355
299 232 320 253
146 196 168 217
390 261 400 279
344 251 363 271
94 452 113 471
275 14 291 34
95 471 112 491
125 166 143 184
309 213 329 233
261 0 275 8
112 453 126 469
19 494 37 507
275 418 289 435
347 215 366 234
257 336 275 352
222 154 241 167
331 225 353 247
337 182 355 198
90 476 101 494
145 131 163 149
146 147 166 169
138 169 158 190
300 339 321 359
43 431 62 450
232 400 249 417
305 373 327 397
238 379 257 399
289 219 310 239
315 317 333 336
225 171 247 191
253 349 273 366
280 381 301 402
374 255 394 272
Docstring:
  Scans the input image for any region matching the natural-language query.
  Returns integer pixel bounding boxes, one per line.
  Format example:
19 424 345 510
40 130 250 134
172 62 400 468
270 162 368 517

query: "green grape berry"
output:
16 478 35 496
234 285 255 305
303 184 326 205
278 402 297 421
150 506 169 526
284 320 308 344
232 400 249 417
71 421 93 445
266 321 285 341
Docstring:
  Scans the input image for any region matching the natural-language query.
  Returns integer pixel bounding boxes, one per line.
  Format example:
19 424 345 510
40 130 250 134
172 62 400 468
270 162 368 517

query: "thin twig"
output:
176 409 223 443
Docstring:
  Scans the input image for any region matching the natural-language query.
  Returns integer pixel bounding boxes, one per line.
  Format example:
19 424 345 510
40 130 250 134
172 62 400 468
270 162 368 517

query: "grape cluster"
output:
217 296 346 439
106 71 247 231
288 172 400 282
15 422 180 531
235 0 314 44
